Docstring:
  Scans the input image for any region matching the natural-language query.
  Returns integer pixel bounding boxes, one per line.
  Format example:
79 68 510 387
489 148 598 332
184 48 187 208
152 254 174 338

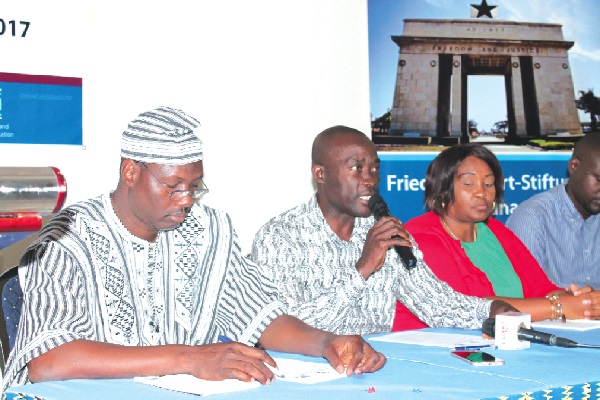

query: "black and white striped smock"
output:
3 193 284 389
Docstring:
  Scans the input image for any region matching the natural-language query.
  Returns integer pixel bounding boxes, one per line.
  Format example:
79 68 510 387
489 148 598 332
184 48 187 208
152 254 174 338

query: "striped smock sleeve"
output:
3 241 94 389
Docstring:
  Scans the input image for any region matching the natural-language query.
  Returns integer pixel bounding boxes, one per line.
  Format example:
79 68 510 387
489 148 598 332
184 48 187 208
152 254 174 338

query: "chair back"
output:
0 267 22 374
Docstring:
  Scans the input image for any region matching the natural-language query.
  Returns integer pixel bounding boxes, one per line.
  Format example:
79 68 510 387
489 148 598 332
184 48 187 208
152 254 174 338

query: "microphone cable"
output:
572 343 600 349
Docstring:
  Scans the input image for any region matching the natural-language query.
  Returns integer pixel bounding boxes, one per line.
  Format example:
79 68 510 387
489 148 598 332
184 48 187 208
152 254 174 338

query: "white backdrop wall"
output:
0 0 371 262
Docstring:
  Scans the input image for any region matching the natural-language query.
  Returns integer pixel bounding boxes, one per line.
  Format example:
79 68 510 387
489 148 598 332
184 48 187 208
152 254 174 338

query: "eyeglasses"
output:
140 162 209 201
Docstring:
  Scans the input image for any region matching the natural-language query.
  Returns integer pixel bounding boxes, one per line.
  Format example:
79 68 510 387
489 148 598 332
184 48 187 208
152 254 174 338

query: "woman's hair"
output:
425 143 504 215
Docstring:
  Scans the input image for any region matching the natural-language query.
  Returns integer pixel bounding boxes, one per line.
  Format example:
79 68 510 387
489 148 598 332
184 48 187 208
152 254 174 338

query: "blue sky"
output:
368 0 600 132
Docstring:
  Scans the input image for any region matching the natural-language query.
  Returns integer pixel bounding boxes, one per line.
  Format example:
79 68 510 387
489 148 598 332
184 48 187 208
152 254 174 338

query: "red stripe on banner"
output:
0 72 82 87
0 213 43 232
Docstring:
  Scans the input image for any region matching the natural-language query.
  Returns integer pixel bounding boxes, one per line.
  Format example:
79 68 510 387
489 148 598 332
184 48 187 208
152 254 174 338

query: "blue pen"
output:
218 335 234 343
454 345 495 351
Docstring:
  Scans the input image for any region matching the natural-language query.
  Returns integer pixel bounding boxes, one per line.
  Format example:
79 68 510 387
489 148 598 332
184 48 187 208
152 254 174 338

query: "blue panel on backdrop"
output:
0 72 83 145
378 151 571 224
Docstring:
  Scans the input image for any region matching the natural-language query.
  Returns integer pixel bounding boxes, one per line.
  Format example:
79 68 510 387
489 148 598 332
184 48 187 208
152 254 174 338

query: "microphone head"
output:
367 194 384 210
482 318 496 337
367 194 389 219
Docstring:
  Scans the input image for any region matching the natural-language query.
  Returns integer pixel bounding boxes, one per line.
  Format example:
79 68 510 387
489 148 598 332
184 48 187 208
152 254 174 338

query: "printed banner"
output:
0 72 82 145
378 151 570 224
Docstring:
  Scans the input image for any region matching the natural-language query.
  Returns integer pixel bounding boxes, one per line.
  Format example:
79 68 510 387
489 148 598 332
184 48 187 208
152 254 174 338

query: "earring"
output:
492 201 496 209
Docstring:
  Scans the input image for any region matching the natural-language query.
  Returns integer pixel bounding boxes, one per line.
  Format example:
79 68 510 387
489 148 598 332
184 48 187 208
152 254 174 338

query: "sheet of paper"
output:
133 357 346 395
531 318 600 331
369 331 495 348
271 357 346 384
134 374 260 396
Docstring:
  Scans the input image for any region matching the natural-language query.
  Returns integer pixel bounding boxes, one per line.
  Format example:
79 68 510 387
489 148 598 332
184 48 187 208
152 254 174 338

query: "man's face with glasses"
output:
133 161 207 234
140 162 209 201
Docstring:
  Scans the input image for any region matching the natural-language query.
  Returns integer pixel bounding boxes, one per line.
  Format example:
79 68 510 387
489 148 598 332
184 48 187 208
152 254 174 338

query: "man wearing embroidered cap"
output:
3 107 385 390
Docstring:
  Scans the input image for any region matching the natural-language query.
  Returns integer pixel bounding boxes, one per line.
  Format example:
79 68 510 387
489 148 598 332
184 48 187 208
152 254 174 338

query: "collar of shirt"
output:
556 181 586 225
307 193 375 241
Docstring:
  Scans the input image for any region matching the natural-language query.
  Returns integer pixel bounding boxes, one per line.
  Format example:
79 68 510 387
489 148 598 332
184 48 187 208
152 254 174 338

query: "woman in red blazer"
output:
392 143 599 331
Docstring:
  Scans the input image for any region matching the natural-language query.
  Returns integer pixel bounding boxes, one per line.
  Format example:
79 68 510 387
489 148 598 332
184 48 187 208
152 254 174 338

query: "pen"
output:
453 345 495 351
217 335 286 379
218 335 234 343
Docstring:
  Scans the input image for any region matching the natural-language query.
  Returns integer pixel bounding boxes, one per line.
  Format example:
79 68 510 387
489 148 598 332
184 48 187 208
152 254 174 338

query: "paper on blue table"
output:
369 331 495 348
531 318 600 331
134 357 345 395
269 357 346 384
134 374 260 396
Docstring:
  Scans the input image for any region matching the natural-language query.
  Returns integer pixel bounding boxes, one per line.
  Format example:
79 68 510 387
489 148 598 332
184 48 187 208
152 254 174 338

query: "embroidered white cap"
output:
121 106 203 165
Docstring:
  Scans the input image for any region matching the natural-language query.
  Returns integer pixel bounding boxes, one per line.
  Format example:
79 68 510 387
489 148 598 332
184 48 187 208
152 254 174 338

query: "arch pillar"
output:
510 56 527 135
450 55 463 136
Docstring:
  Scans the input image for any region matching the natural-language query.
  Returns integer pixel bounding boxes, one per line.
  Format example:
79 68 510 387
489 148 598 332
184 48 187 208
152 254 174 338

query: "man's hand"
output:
320 334 386 376
184 342 278 385
489 299 519 317
356 216 412 279
259 315 386 377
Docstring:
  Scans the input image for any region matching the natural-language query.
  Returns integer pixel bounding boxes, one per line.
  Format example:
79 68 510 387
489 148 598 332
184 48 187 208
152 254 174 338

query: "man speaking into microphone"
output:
252 125 515 335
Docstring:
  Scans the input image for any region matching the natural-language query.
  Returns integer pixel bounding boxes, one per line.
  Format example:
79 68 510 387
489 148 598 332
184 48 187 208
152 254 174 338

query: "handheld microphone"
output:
367 194 417 270
482 318 579 348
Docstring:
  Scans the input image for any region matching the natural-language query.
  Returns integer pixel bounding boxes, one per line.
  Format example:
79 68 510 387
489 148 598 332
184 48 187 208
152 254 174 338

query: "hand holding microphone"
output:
367 194 417 270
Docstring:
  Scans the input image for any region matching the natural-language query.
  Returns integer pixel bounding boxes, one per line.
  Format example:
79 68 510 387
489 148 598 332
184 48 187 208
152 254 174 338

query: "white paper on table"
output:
133 357 346 395
270 357 347 384
369 331 495 348
134 374 260 396
531 318 600 331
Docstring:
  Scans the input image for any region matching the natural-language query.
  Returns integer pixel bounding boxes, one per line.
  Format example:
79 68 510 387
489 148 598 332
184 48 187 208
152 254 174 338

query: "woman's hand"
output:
555 285 600 320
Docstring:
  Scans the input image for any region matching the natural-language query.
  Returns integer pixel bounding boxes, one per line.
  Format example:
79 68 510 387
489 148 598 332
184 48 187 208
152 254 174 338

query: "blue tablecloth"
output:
5 327 600 400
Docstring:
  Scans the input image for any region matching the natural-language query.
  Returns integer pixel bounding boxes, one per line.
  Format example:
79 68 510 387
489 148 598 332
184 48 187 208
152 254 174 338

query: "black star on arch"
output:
472 0 497 18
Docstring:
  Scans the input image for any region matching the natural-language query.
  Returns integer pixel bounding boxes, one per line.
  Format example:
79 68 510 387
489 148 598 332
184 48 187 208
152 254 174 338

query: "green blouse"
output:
461 222 524 298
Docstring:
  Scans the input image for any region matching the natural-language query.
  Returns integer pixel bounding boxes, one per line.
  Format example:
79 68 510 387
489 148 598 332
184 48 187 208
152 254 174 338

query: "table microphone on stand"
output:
482 318 600 349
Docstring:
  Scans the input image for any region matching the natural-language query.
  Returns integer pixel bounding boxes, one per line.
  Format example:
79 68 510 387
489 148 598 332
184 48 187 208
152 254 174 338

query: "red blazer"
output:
391 211 560 331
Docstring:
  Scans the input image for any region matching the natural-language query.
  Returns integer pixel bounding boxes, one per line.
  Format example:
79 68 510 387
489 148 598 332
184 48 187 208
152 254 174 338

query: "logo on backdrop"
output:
0 72 82 145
